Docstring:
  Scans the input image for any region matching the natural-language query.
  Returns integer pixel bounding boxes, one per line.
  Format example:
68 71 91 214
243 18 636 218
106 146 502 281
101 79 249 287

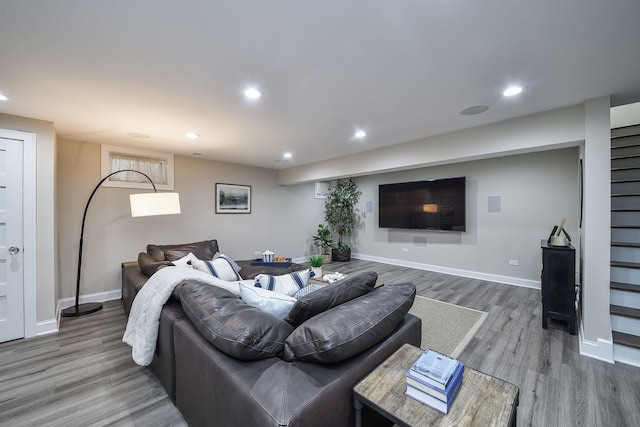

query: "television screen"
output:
378 177 466 231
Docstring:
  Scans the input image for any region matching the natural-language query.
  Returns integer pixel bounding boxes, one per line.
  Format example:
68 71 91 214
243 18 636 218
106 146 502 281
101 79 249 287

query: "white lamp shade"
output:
130 192 181 217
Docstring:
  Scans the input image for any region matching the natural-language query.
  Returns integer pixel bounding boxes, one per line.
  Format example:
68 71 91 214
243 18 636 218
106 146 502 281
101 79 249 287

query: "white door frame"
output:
0 129 37 338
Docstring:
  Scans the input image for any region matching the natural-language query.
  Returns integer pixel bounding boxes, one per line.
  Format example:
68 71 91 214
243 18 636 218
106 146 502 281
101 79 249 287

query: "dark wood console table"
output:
540 239 576 334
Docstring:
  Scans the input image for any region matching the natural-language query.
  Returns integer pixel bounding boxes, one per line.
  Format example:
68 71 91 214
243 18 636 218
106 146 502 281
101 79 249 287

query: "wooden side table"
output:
353 344 519 427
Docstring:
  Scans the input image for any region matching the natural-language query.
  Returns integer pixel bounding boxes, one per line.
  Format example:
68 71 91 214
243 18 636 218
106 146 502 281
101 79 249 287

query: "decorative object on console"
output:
62 169 181 317
323 178 362 262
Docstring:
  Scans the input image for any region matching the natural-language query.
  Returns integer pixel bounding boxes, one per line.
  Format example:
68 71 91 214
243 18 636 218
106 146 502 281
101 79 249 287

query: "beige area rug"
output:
408 296 488 358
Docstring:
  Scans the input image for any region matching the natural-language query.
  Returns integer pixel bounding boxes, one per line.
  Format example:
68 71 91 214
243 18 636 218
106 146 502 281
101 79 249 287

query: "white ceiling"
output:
1 1 639 170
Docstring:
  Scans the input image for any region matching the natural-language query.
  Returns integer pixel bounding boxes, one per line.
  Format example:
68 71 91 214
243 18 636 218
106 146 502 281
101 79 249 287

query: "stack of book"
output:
405 349 464 414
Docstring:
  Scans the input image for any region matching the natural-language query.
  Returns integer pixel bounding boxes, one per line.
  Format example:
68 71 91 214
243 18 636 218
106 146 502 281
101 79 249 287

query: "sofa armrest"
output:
121 261 149 315
175 314 421 427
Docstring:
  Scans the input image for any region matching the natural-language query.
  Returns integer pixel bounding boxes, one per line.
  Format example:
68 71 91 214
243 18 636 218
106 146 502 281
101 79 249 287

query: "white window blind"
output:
101 144 174 190
108 153 168 185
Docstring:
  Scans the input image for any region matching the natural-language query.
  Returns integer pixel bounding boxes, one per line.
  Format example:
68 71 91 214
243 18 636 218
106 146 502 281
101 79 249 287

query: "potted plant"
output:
312 223 334 264
309 255 324 278
324 178 362 262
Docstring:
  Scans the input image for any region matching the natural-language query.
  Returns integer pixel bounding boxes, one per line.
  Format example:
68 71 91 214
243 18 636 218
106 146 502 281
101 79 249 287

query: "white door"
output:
0 136 24 342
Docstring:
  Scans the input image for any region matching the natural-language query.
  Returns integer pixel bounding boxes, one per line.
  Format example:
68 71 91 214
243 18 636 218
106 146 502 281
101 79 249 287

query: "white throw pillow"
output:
192 256 242 281
239 283 297 319
254 269 311 297
213 252 242 274
172 252 198 268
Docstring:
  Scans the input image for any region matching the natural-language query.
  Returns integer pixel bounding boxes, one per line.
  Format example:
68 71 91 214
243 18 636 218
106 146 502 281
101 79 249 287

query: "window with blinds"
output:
100 144 174 190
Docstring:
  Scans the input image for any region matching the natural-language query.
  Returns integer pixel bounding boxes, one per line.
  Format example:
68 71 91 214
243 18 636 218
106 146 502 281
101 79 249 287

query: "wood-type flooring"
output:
1 259 638 426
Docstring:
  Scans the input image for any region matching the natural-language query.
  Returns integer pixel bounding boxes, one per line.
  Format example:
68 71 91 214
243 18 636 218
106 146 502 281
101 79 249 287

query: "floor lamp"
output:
61 169 181 317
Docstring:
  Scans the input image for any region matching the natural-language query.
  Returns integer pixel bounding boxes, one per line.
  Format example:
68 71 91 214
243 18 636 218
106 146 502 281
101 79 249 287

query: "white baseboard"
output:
36 319 58 336
578 319 615 363
58 289 123 311
351 253 540 289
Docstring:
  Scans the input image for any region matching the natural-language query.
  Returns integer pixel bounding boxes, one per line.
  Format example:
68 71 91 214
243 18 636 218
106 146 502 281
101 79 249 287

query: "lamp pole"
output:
62 170 157 317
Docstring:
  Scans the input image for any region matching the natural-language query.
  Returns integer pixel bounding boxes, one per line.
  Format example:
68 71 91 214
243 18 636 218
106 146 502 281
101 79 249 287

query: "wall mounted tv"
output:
378 177 466 231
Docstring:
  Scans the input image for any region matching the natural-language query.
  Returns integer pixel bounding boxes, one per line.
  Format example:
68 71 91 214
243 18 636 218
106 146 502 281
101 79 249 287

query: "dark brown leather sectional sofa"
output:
122 239 421 427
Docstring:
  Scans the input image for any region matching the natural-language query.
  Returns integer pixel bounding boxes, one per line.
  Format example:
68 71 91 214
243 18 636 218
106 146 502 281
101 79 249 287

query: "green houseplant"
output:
324 178 362 262
308 255 324 278
312 223 334 263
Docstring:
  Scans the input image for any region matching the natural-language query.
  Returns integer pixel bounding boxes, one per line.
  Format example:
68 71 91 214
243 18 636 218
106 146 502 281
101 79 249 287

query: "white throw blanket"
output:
122 266 246 366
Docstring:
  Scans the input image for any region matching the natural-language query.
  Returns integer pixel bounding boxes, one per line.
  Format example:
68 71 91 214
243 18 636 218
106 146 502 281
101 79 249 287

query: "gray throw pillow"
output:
285 271 377 327
180 281 293 360
283 282 416 363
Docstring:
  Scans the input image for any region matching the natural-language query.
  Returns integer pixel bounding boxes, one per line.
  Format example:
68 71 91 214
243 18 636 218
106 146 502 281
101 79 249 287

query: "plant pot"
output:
311 266 323 278
321 253 332 264
332 248 351 262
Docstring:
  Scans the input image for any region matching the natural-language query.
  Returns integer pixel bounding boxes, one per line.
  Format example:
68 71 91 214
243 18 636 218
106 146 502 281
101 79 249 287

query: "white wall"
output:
56 139 325 302
352 148 579 286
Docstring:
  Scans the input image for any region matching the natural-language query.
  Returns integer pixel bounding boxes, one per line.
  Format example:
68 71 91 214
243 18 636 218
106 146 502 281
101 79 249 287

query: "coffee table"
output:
353 344 519 427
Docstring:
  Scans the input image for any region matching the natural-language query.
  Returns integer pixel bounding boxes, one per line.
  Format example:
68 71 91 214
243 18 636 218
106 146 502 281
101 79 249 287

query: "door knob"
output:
8 246 19 256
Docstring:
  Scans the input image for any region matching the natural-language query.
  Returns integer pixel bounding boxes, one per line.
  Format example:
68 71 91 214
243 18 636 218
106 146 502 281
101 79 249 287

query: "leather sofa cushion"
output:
283 283 416 363
147 239 220 262
180 281 293 360
138 252 174 276
285 271 377 327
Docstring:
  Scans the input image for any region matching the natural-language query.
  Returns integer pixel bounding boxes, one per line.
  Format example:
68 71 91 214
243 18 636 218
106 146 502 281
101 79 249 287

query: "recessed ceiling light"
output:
0 94 8 101
283 152 293 159
354 130 367 139
503 86 523 97
460 105 489 116
186 132 199 139
244 87 262 100
126 132 150 139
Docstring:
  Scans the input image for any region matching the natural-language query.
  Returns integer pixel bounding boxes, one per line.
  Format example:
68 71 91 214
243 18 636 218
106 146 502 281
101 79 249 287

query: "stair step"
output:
611 261 640 269
612 193 640 197
612 225 640 229
612 125 640 139
611 154 640 161
611 281 640 293
611 304 640 319
611 209 640 212
612 242 640 248
612 331 640 350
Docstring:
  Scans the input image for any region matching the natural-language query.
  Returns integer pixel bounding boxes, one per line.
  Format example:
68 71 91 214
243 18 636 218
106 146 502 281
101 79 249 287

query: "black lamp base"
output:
61 302 103 317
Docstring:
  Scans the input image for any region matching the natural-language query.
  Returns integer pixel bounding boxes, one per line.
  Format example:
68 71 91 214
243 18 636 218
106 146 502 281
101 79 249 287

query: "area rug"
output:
408 296 488 358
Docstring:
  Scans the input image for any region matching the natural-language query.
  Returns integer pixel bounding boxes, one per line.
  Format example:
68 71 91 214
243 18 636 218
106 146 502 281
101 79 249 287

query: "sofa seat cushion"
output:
283 283 416 363
180 281 293 360
285 271 377 327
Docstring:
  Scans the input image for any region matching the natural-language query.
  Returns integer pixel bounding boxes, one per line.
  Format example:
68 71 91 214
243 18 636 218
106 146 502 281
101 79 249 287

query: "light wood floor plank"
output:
0 259 638 426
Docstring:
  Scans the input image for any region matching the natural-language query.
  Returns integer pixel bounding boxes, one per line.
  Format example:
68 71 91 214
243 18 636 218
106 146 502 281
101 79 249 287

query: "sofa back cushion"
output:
180 281 293 360
282 282 416 363
284 271 377 327
137 252 174 276
147 239 220 262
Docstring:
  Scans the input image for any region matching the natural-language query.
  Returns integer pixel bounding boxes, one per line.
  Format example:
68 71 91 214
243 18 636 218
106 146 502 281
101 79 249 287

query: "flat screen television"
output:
378 177 466 231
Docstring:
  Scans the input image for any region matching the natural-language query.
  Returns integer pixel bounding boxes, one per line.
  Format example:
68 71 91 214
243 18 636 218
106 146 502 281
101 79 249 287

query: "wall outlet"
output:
509 259 519 266
402 248 409 253
254 251 262 256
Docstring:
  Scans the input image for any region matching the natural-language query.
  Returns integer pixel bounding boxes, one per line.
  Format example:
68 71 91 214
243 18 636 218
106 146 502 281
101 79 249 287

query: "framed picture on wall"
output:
216 183 251 214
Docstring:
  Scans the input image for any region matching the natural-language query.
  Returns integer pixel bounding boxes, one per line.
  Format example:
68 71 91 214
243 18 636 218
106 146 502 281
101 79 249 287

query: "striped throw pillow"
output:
254 270 311 297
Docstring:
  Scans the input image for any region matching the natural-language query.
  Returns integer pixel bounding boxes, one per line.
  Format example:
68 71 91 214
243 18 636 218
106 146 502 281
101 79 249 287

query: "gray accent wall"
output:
351 148 579 285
